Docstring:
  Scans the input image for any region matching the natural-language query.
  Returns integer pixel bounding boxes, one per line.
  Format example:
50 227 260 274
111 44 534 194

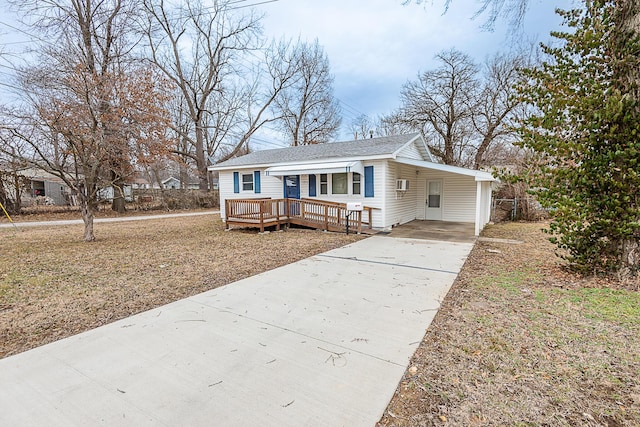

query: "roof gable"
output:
394 135 436 162
211 133 427 170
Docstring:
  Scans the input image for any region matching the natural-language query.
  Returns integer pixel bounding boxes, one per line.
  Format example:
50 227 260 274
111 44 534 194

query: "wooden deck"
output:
225 198 374 233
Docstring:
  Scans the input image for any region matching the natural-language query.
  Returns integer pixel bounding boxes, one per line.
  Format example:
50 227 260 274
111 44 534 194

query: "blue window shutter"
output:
364 166 374 197
233 172 239 193
309 174 317 197
254 171 261 194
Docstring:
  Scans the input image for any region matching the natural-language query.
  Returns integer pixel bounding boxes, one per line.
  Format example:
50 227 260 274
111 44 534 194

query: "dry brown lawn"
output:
0 212 363 358
379 222 640 427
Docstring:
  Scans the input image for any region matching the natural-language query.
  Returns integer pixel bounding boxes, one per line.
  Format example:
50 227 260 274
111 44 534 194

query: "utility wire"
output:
228 0 280 11
0 20 49 44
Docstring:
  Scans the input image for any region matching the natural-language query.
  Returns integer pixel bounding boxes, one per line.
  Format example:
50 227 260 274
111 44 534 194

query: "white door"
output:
425 179 443 220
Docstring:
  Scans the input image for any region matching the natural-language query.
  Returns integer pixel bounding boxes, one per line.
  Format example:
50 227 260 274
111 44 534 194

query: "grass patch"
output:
474 268 542 293
564 288 640 325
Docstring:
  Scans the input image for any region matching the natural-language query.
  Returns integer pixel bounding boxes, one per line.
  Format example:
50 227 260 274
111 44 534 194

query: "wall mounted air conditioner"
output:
396 179 409 191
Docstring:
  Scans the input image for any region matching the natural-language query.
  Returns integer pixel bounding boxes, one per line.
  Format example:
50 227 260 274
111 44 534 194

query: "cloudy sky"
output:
0 0 575 144
256 0 574 134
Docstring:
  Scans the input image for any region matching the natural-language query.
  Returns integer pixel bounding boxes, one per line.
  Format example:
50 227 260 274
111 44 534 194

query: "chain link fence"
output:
491 196 549 223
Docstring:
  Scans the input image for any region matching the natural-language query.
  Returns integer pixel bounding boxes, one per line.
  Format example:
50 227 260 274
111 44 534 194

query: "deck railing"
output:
224 198 373 233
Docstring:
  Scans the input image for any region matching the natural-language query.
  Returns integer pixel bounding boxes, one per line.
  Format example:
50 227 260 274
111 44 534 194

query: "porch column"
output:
475 180 482 236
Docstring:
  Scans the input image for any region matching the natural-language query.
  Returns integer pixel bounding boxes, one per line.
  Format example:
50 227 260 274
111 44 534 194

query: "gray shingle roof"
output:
212 133 421 169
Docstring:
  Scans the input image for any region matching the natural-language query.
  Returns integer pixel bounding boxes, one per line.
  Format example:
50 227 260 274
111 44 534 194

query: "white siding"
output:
416 169 477 222
442 174 477 222
413 170 478 223
306 160 387 228
415 176 427 219
218 168 282 221
383 161 419 229
396 141 423 160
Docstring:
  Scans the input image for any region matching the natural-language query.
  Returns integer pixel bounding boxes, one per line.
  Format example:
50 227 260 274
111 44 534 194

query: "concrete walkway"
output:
0 210 219 228
0 235 473 426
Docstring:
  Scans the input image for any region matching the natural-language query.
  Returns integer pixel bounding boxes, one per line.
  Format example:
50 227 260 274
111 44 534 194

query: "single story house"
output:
161 176 201 190
209 133 496 235
3 167 72 206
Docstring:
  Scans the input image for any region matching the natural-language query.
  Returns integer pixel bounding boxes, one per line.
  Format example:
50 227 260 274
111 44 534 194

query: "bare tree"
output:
1 0 172 241
403 0 529 30
0 147 29 214
142 0 261 190
142 0 301 187
390 48 524 168
350 114 374 140
399 48 478 165
471 52 525 168
9 0 154 214
271 39 341 145
374 113 415 137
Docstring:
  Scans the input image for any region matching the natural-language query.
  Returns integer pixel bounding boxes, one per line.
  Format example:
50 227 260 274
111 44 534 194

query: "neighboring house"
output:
162 176 200 190
98 185 134 203
130 177 152 190
162 176 180 189
211 177 219 190
209 133 496 235
15 168 71 206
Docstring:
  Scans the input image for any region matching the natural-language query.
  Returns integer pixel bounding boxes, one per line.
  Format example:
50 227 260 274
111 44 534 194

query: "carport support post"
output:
475 181 482 236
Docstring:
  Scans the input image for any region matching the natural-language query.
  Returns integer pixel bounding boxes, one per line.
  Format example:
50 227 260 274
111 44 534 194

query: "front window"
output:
242 173 254 191
352 173 361 195
332 173 348 194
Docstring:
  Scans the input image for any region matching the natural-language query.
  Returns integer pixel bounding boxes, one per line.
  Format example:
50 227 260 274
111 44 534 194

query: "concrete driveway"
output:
0 235 473 426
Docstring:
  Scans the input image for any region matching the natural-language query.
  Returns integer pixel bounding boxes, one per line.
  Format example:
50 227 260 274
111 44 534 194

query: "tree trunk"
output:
111 181 126 213
195 123 208 191
179 162 188 190
474 135 492 170
13 173 22 212
620 239 640 281
80 199 96 242
616 0 640 277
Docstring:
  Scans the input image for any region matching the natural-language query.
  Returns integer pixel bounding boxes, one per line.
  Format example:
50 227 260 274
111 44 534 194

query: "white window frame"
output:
241 173 254 192
352 173 361 195
320 174 328 195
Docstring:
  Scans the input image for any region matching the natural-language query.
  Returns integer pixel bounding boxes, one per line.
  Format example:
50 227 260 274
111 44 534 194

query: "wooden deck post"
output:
259 200 265 233
324 204 329 231
273 199 281 231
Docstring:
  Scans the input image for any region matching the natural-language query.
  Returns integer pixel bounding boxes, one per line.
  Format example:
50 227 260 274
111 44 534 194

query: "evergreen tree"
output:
517 2 640 277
